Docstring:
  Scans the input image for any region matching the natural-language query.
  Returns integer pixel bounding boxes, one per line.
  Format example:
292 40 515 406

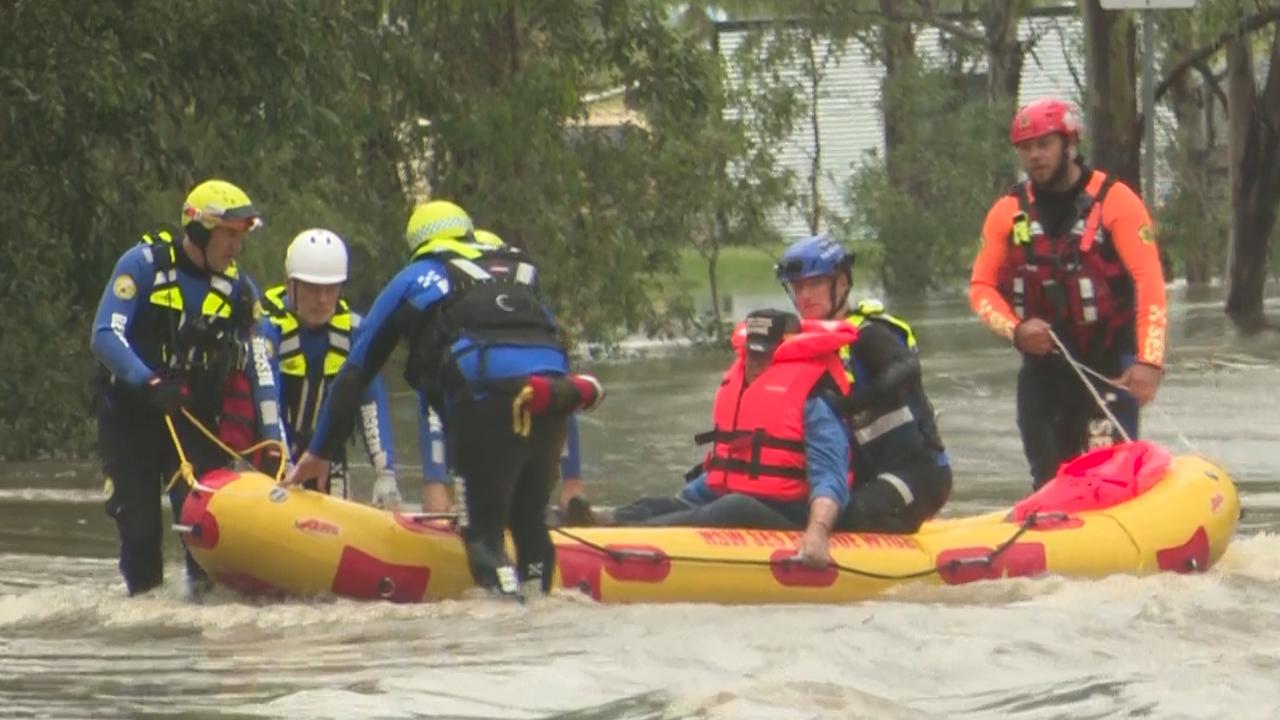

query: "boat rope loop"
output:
1047 329 1132 444
549 511 1065 583
1047 329 1200 453
161 408 290 495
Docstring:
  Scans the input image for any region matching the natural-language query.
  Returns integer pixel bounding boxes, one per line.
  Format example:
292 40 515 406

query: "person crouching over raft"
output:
625 309 857 568
284 201 603 598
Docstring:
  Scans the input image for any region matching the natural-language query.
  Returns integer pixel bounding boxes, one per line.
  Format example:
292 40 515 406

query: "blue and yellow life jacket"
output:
261 285 353 444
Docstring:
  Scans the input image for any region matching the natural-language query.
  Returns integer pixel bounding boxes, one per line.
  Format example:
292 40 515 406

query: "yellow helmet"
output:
473 229 505 247
405 200 473 254
181 179 262 243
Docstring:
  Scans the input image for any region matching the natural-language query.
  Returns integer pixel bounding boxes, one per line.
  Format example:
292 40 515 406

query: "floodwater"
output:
3 288 1279 719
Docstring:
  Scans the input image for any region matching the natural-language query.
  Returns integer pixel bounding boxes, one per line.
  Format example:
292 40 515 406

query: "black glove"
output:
145 374 189 415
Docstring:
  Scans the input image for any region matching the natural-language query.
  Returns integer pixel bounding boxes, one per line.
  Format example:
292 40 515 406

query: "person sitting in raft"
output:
629 309 857 568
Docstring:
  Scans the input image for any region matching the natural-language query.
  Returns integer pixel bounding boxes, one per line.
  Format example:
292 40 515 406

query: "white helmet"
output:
285 229 348 284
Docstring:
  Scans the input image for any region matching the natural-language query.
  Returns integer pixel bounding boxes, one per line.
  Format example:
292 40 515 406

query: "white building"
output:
716 6 1173 240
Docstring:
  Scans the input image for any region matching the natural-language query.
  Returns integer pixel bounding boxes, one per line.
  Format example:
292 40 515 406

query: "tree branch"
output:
886 2 987 44
1155 8 1280 103
1192 59 1228 114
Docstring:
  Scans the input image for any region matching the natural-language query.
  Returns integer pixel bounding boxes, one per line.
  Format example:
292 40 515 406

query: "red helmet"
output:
1010 98 1081 145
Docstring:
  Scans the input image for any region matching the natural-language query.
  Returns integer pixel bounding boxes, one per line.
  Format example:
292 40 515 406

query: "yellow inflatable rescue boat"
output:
178 442 1239 604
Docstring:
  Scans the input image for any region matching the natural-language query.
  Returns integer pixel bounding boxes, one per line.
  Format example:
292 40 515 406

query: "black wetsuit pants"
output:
97 389 227 595
1017 353 1138 489
839 460 952 534
450 389 567 593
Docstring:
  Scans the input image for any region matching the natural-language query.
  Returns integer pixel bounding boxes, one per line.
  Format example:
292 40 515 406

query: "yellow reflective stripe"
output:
411 237 483 261
839 308 918 387
1012 212 1032 245
202 273 235 318
330 302 352 331
141 233 237 319
847 309 916 350
149 286 182 309
884 314 917 350
265 287 351 379
322 348 347 376
281 354 307 376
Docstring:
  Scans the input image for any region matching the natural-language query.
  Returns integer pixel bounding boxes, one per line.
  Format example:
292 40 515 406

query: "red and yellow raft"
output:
178 442 1240 604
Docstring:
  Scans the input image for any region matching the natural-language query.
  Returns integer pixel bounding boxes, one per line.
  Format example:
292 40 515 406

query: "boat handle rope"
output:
162 408 290 494
1047 329 1132 444
1048 329 1202 453
549 512 1064 583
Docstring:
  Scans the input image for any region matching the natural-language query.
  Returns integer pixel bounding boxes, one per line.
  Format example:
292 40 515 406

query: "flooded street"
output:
3 289 1279 719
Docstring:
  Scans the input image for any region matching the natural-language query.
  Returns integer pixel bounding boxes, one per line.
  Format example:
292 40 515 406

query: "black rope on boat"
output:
550 512 1062 583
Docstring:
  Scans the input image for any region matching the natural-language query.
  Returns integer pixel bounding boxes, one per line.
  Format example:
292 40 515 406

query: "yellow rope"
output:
511 385 533 438
163 414 197 492
160 408 290 488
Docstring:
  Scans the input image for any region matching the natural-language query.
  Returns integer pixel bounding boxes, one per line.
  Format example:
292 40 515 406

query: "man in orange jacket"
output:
969 98 1168 489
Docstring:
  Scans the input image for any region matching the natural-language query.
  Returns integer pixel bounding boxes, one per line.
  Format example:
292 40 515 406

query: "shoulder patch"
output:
113 274 137 300
1138 224 1155 245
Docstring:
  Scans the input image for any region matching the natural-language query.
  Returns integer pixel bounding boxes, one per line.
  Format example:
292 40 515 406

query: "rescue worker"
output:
778 235 952 533
638 309 856 568
260 229 402 507
969 98 1167 489
285 202 603 596
416 230 587 516
90 178 284 596
417 229 589 518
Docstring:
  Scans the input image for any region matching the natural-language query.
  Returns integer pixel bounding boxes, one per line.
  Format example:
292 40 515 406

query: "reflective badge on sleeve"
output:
113 275 137 300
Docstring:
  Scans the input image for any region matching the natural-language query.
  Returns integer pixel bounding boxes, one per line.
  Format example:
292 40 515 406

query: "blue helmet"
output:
775 234 855 284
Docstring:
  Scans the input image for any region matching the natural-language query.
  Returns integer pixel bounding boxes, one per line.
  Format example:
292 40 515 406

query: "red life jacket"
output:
218 370 256 453
996 171 1134 355
702 320 856 503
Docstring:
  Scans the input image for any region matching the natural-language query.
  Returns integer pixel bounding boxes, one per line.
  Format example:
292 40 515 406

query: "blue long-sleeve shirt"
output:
309 256 568 460
258 310 397 474
89 243 284 444
681 396 850 518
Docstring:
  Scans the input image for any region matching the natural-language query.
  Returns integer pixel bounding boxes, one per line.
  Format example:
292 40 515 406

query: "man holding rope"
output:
969 98 1169 489
90 179 285 597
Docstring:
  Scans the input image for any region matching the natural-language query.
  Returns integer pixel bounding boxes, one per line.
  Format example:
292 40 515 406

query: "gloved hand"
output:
145 374 189 415
371 472 402 510
523 374 606 415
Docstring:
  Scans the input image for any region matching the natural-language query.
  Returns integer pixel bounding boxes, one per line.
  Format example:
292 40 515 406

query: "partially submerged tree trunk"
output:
1224 28 1280 333
1083 1 1140 191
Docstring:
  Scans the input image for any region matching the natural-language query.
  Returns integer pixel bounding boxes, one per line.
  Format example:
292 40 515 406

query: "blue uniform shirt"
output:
89 243 284 444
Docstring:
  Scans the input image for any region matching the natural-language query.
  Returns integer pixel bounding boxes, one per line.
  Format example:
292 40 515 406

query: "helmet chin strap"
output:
179 234 211 274
829 273 852 319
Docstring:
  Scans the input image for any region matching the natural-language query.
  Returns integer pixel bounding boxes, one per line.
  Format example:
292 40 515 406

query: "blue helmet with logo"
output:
775 234 855 284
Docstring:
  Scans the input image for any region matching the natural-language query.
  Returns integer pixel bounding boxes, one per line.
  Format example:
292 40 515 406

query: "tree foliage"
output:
0 0 796 458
